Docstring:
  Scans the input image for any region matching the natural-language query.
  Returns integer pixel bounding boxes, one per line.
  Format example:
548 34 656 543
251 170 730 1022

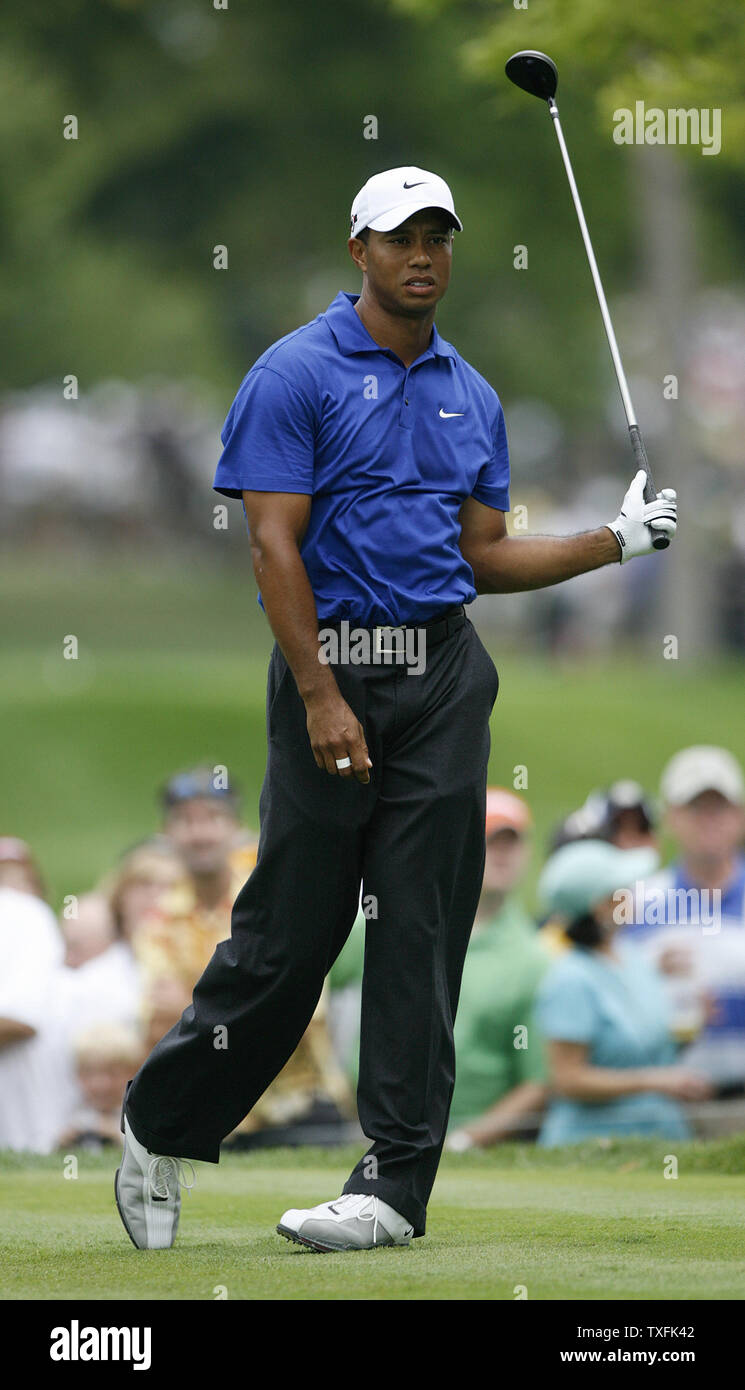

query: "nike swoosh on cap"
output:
403 181 426 188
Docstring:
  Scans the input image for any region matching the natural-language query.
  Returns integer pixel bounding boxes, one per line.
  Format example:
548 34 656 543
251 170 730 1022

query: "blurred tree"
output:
3 0 738 403
2 0 743 656
390 0 745 653
395 0 745 158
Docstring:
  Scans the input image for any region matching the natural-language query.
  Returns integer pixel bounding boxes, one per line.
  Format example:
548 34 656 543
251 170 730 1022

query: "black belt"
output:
318 604 466 655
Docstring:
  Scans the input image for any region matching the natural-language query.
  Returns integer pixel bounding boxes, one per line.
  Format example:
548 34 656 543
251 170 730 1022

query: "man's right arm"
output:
242 490 372 784
0 1017 35 1048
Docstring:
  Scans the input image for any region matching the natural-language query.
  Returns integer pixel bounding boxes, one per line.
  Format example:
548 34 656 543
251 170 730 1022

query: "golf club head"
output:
505 50 558 102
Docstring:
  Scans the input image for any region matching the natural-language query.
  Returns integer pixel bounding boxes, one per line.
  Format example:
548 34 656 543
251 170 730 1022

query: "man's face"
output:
349 208 453 317
79 1059 134 1112
482 827 530 894
0 862 38 896
62 896 115 969
666 789 745 862
119 865 185 936
591 893 621 934
610 808 657 851
164 798 238 876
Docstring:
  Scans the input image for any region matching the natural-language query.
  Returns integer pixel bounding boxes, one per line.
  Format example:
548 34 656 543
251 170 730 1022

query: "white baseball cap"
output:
350 166 463 238
660 745 745 807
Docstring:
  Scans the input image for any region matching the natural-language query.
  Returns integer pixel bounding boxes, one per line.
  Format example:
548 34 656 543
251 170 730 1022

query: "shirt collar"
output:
673 852 745 913
323 291 457 362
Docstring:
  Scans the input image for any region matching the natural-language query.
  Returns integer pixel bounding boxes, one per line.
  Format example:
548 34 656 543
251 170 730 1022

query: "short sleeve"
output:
213 366 316 499
534 963 597 1045
470 398 510 512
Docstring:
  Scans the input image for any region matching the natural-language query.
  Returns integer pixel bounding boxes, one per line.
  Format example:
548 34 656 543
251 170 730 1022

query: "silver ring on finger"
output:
335 756 352 769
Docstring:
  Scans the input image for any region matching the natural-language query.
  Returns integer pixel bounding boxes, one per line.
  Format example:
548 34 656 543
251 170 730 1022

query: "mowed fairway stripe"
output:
2 1152 744 1301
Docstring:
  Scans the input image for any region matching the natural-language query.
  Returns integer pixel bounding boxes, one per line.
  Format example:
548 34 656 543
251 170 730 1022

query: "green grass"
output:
2 1141 744 1301
4 555 743 1302
3 552 745 908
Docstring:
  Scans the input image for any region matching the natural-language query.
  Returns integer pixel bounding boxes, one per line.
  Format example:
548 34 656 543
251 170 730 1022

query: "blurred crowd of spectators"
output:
4 381 745 651
0 770 350 1156
2 744 745 1157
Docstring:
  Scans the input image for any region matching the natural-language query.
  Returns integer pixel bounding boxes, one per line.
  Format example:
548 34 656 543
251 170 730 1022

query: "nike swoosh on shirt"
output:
403 181 426 188
439 408 465 418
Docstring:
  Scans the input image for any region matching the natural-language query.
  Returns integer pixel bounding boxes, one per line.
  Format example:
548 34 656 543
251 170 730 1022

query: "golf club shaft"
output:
547 97 667 546
549 99 636 428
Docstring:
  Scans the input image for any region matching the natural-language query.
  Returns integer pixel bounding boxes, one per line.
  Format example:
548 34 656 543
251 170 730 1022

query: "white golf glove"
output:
606 469 677 564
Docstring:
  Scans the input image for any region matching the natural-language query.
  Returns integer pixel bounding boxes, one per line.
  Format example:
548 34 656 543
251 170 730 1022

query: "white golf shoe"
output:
115 1116 196 1250
277 1192 414 1252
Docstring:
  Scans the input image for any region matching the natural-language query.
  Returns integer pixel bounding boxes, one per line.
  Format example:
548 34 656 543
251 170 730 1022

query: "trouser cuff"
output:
341 1174 426 1238
124 1099 221 1164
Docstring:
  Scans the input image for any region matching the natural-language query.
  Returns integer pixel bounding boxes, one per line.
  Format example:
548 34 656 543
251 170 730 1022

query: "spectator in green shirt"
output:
327 905 366 1084
446 789 551 1151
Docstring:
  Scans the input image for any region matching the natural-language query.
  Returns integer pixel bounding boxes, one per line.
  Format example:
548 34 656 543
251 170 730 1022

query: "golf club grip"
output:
629 424 669 551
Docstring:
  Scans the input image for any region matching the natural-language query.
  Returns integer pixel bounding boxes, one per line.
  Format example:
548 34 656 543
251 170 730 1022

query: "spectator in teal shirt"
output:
535 839 712 1146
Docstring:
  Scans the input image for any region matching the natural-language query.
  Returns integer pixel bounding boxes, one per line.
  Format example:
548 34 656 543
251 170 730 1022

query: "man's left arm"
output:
458 470 678 594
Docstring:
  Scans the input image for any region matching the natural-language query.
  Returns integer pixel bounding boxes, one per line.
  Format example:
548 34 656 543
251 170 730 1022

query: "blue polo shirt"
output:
213 290 510 626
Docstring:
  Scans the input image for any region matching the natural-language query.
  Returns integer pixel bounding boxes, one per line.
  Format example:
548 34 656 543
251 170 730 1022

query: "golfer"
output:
115 166 678 1252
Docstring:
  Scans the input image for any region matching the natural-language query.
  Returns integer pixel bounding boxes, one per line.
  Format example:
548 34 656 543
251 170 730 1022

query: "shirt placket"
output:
398 362 418 431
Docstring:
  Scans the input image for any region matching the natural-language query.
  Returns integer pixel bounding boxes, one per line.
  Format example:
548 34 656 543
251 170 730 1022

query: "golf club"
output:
505 49 669 549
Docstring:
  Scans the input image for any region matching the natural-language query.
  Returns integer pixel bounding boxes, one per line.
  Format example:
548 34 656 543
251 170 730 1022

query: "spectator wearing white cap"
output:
620 746 745 1087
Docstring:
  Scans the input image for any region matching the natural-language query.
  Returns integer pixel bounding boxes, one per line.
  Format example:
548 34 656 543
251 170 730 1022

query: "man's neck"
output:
680 852 739 894
474 889 507 925
354 289 435 369
192 865 232 911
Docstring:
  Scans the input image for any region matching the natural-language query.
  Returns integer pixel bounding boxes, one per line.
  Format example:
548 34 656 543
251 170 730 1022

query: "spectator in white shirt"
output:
0 887 76 1153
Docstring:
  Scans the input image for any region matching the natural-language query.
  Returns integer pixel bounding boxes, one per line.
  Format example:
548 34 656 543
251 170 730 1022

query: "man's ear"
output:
348 236 367 272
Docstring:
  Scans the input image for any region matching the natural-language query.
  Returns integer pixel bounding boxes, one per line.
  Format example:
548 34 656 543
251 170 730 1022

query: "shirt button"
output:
405 398 409 405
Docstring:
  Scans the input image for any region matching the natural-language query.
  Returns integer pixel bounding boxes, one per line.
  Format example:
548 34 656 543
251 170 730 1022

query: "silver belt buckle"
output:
374 624 400 657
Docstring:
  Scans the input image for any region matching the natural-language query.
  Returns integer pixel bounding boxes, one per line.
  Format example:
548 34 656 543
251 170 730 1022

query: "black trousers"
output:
126 612 499 1236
